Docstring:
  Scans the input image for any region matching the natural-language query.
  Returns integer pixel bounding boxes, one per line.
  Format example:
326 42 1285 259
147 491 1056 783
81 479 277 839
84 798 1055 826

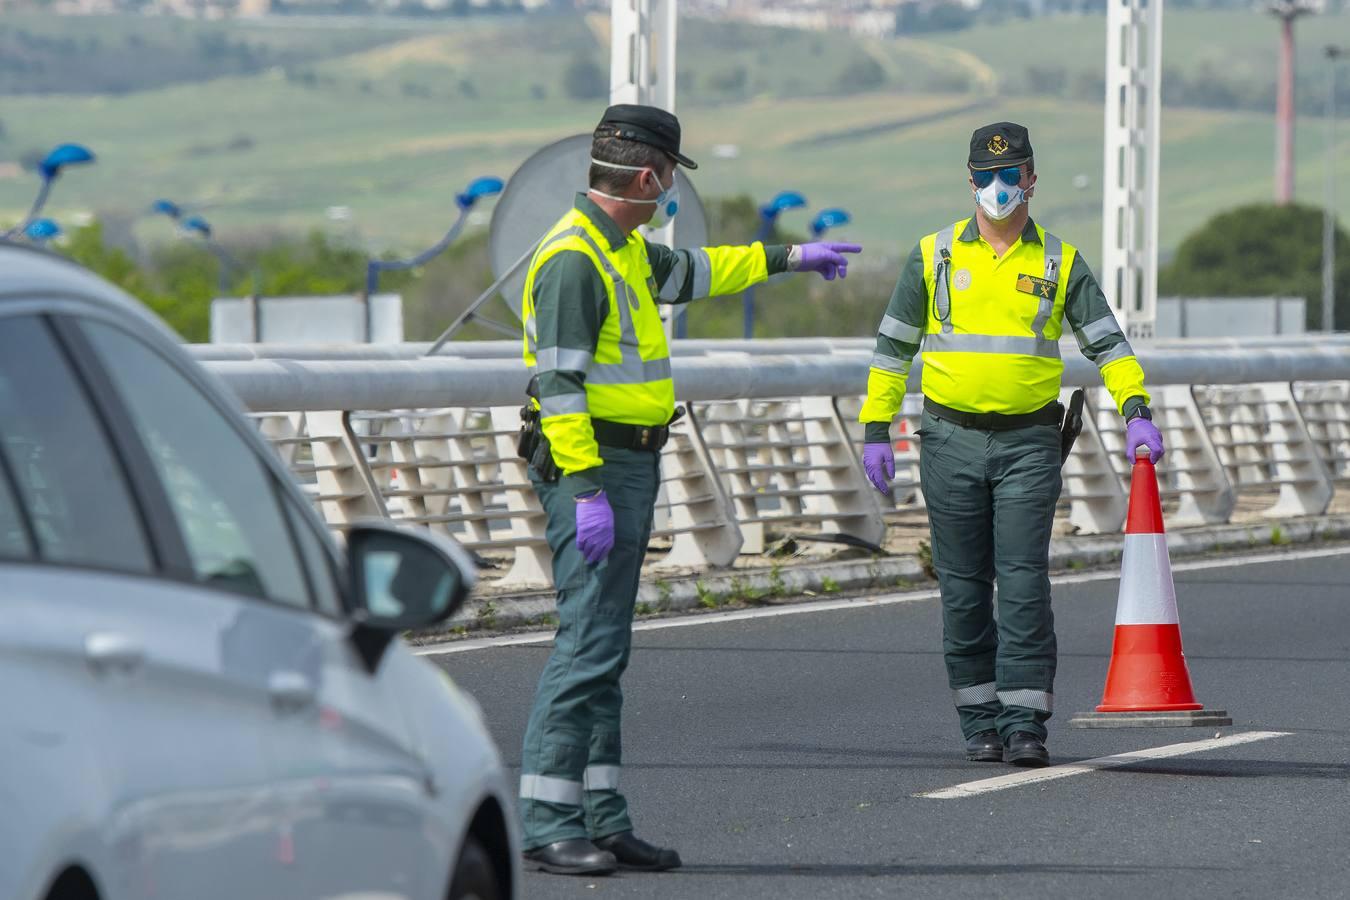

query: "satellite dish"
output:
488 134 709 321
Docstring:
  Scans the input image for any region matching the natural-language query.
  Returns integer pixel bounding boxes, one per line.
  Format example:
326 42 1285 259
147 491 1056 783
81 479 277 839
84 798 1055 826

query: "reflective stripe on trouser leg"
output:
919 411 1001 740
952 682 998 707
989 423 1062 742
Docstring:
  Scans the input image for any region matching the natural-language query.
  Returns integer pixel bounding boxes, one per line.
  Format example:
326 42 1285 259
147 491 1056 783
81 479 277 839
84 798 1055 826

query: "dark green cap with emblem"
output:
594 103 698 170
968 121 1033 171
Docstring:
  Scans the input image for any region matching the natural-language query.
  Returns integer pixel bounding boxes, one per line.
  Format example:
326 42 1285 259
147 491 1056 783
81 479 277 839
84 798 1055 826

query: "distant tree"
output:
707 64 749 96
835 56 886 93
1159 204 1350 331
562 53 607 101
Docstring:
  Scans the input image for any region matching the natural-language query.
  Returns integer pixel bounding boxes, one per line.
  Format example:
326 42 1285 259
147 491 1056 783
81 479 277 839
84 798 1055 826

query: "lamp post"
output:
1323 44 1344 333
364 175 503 342
809 207 852 239
155 201 263 340
23 218 62 246
3 143 94 239
734 190 807 340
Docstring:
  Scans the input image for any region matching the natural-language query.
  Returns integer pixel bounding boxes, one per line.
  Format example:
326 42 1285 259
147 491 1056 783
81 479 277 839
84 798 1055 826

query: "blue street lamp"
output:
727 190 809 340
810 207 852 238
24 218 62 245
364 175 504 299
154 202 261 336
3 143 95 239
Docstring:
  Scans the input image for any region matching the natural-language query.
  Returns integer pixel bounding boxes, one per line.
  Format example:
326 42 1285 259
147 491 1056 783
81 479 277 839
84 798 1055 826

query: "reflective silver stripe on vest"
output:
583 765 621 792
541 224 663 384
535 346 594 374
1031 231 1062 340
952 682 998 706
689 248 713 300
657 253 689 301
879 314 924 344
587 356 673 385
997 689 1053 713
933 225 956 334
1074 313 1124 349
519 774 584 806
539 392 589 417
922 333 1061 359
1093 340 1136 369
870 351 912 376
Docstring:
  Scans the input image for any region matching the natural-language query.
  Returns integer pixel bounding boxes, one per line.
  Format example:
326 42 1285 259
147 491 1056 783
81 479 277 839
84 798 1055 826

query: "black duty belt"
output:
924 397 1063 431
592 416 673 452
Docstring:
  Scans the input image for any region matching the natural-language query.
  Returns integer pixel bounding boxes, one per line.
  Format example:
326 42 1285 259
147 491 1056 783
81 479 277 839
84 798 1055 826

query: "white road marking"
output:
917 730 1292 800
414 544 1350 657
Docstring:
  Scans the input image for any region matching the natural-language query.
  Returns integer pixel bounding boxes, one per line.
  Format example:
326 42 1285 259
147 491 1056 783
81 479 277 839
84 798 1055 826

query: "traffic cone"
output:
1070 452 1232 728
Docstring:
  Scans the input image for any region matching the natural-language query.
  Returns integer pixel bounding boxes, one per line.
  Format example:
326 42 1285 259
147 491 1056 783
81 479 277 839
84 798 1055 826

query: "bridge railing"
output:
204 343 1350 589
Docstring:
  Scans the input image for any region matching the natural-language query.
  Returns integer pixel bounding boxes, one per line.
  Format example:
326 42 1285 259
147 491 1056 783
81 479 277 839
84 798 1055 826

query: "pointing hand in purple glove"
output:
1125 416 1165 464
862 441 895 495
575 490 615 565
791 242 863 281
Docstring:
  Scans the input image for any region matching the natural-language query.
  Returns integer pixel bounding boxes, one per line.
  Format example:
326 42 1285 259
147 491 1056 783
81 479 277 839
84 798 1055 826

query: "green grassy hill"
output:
1 9 1348 265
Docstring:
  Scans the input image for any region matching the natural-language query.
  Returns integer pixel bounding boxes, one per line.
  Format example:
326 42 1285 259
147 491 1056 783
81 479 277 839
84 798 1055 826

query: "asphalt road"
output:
433 548 1350 900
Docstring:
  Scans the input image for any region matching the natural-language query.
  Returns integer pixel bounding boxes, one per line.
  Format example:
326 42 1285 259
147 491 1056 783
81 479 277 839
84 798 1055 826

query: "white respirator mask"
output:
590 158 681 229
971 166 1027 221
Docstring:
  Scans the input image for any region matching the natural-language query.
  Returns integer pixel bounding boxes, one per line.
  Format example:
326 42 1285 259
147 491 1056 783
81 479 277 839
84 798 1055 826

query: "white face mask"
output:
589 158 680 228
974 178 1025 221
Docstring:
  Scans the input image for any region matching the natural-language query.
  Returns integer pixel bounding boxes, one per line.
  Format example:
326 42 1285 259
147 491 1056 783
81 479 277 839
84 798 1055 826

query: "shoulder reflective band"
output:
933 225 956 334
1031 231 1062 340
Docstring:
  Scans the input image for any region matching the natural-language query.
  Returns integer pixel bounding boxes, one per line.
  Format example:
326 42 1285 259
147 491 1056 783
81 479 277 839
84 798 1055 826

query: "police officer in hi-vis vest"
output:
858 123 1165 768
517 104 861 877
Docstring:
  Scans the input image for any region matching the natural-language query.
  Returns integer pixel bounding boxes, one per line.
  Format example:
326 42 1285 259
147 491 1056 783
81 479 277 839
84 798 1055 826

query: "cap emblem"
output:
988 134 1009 156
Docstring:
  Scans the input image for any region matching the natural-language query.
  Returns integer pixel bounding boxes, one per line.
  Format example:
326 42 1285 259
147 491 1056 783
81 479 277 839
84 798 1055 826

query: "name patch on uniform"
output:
1016 274 1056 298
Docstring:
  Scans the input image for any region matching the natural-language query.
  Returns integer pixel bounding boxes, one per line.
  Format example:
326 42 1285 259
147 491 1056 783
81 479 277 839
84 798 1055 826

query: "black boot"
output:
965 729 1003 762
523 839 618 876
1004 731 1050 768
594 831 683 872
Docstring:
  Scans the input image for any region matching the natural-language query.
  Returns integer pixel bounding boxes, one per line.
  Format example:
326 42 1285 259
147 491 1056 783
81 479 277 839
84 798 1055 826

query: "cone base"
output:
1070 709 1233 729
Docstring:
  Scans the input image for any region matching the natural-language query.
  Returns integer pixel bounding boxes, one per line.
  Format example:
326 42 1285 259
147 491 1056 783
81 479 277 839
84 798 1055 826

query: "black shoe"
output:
523 839 617 876
965 729 1003 762
594 831 683 872
1004 731 1050 768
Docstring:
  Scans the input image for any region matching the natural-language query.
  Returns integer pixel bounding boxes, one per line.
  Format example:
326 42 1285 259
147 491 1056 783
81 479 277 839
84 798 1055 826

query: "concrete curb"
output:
414 513 1350 641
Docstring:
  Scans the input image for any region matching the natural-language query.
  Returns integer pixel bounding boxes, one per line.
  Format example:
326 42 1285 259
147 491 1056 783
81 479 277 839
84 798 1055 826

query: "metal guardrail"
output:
203 343 1350 589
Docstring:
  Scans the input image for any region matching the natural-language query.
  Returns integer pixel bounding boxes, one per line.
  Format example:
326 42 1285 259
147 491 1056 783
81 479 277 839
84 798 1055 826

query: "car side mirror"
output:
345 522 477 672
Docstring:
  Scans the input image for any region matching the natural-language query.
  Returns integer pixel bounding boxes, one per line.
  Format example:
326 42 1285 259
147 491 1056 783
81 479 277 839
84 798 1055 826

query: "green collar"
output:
958 216 1040 245
574 193 629 251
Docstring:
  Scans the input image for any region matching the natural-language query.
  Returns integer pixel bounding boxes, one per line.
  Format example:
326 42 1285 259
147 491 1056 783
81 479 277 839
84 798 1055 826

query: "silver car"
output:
0 242 520 900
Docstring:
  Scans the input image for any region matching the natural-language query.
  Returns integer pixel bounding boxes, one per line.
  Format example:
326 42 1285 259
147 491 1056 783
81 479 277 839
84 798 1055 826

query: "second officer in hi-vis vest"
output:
858 123 1165 768
516 103 860 877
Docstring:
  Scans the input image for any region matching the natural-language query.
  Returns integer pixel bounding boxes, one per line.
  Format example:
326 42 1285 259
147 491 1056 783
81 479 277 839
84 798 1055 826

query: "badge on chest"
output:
1016 273 1056 298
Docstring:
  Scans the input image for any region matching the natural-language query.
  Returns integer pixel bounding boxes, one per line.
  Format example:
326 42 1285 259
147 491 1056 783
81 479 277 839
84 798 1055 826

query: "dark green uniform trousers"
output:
519 446 660 850
918 410 1062 741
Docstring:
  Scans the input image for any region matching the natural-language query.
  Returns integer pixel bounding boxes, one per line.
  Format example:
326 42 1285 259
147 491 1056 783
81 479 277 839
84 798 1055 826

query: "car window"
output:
282 495 344 617
0 453 34 561
0 316 152 572
79 319 312 609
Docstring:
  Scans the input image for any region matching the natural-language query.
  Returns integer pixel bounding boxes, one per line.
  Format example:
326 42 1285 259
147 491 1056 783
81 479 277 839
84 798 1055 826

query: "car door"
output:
0 312 285 900
74 315 448 900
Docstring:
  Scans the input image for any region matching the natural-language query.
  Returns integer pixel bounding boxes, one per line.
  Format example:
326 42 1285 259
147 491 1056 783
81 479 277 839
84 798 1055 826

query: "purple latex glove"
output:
1125 417 1165 464
575 490 615 565
793 242 863 281
862 441 895 495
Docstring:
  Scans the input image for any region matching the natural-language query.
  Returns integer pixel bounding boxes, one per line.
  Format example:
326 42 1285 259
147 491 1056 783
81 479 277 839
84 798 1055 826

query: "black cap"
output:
595 103 698 170
968 122 1033 171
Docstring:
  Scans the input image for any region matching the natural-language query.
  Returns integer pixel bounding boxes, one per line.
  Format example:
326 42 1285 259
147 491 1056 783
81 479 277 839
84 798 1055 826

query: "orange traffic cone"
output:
1070 452 1232 728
